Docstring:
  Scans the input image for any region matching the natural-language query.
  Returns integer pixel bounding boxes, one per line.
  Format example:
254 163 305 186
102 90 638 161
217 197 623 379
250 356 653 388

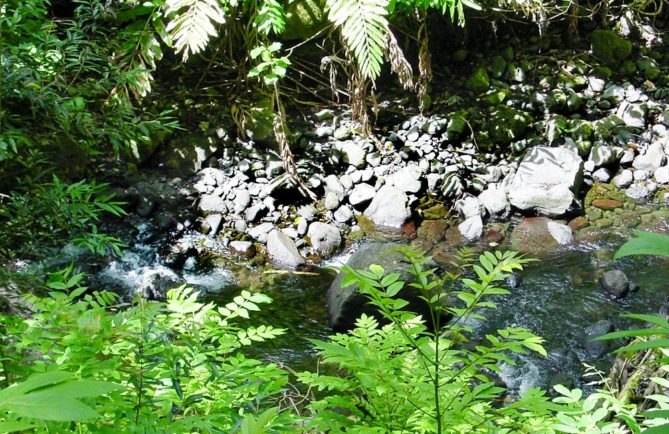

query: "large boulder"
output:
506 146 583 216
590 30 632 67
327 242 427 331
364 185 411 228
267 230 305 268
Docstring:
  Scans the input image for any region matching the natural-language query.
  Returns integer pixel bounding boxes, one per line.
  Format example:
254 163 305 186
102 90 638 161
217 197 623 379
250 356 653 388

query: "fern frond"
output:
165 0 226 61
327 0 388 80
256 0 286 35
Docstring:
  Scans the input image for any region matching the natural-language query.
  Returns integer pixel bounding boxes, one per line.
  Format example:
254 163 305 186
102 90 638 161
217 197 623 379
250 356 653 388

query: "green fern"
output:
165 0 226 60
326 0 389 80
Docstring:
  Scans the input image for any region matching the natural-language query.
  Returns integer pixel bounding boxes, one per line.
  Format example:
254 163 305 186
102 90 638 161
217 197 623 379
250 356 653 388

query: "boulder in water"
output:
511 217 574 256
327 242 427 331
307 222 342 257
267 230 305 268
599 269 629 298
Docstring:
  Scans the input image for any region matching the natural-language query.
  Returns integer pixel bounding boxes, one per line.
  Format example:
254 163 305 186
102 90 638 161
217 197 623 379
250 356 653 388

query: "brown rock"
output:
416 220 449 243
592 199 623 210
568 216 589 230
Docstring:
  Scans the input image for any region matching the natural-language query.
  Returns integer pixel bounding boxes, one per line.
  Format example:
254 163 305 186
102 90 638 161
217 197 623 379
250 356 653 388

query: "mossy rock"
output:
465 66 490 93
619 59 638 76
590 29 632 67
489 55 507 78
488 106 531 146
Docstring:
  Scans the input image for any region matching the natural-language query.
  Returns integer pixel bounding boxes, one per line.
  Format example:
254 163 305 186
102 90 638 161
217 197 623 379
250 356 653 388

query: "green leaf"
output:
6 395 99 421
614 231 669 259
0 421 38 433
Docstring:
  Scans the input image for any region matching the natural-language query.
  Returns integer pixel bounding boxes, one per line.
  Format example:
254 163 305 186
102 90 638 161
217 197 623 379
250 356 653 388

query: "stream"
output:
89 218 669 395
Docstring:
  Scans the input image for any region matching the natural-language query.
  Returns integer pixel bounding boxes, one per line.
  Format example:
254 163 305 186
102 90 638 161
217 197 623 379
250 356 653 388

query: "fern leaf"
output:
165 0 226 61
327 0 388 80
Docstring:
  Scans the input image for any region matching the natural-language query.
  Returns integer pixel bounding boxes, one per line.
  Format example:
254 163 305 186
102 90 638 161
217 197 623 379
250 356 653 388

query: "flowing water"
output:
90 219 669 394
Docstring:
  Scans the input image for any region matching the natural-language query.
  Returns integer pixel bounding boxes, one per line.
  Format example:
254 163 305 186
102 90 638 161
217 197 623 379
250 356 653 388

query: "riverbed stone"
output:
506 146 583 216
324 191 340 210
233 190 251 213
335 141 367 168
613 169 634 188
633 142 666 172
327 242 428 331
655 166 669 184
267 230 305 267
465 66 490 93
591 29 632 66
390 165 423 193
584 320 614 358
198 194 227 213
599 269 629 298
511 217 572 255
458 215 483 241
229 241 256 258
363 185 411 228
307 222 341 256
349 183 376 207
478 184 510 216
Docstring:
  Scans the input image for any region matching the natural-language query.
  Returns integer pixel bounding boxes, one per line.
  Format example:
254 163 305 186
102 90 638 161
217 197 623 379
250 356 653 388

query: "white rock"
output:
267 230 305 267
334 141 367 168
633 142 666 172
334 205 353 223
654 166 669 184
547 221 574 245
478 184 510 216
455 196 484 218
349 183 376 207
233 190 251 213
592 168 611 182
363 185 411 228
198 194 227 213
613 169 634 188
506 146 583 216
307 222 342 256
458 216 483 241
324 192 340 210
390 165 423 193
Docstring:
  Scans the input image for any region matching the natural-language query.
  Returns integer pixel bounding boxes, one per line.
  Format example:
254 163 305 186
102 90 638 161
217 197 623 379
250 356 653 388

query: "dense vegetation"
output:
3 0 669 432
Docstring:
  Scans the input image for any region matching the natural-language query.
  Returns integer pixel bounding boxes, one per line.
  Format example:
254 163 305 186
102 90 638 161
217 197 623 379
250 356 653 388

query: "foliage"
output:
298 248 560 433
613 231 669 260
0 281 291 432
0 177 127 259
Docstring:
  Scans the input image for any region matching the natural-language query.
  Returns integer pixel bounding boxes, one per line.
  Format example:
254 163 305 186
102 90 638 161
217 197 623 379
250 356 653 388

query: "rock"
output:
298 204 317 221
592 168 612 182
204 214 223 235
633 142 666 172
245 204 265 223
349 183 376 207
324 192 340 210
626 183 650 199
334 205 353 223
198 194 227 213
307 222 341 256
613 169 634 188
363 185 411 228
233 190 251 213
458 216 483 241
511 217 573 255
621 103 647 129
592 199 622 210
465 66 490 93
267 230 305 267
489 55 507 78
455 196 484 218
599 269 629 298
506 146 583 216
478 185 510 216
334 126 352 141
488 107 531 146
140 270 182 300
590 29 632 66
324 175 345 201
390 165 423 193
327 242 427 331
602 85 626 104
334 141 366 168
654 166 669 184
153 134 220 176
136 197 156 217
588 144 622 167
546 221 574 245
585 320 615 358
417 219 449 243
229 241 256 258
247 222 274 240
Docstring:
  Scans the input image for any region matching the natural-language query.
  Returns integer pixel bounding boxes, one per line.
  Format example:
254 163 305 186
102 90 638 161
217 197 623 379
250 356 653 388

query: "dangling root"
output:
272 87 318 202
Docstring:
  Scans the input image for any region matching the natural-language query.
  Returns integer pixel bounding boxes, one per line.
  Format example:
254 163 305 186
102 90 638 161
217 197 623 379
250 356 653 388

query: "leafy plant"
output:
614 231 669 260
0 281 292 432
298 248 559 433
